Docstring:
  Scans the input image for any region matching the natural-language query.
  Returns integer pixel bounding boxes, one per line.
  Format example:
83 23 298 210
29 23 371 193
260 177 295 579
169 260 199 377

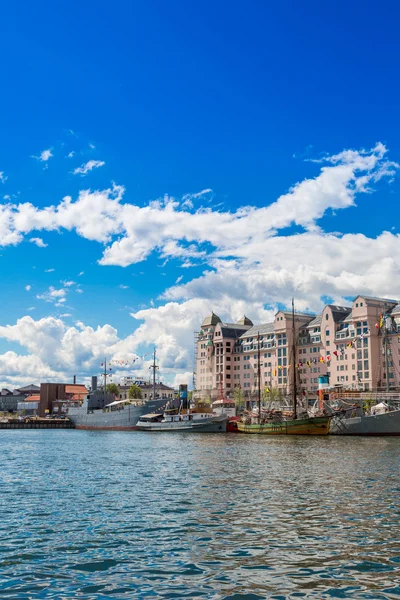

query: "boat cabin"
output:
212 399 236 418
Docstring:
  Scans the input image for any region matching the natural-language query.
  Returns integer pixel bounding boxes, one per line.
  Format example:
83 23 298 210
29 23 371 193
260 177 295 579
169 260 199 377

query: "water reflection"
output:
0 431 399 598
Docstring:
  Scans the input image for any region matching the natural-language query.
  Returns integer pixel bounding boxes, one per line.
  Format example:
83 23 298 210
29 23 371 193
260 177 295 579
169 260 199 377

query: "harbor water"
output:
1 432 400 599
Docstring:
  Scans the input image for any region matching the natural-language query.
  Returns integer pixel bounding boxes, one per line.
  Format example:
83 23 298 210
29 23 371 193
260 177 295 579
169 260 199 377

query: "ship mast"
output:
257 331 261 423
103 357 107 392
149 347 159 400
292 299 297 420
382 310 390 393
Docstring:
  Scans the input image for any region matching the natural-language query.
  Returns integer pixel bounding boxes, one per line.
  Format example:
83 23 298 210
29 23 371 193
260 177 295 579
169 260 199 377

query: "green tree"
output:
128 384 143 399
234 386 245 410
106 383 119 395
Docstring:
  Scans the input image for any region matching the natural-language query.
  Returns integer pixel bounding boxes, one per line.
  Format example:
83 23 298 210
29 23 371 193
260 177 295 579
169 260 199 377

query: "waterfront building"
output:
118 382 175 401
194 295 400 403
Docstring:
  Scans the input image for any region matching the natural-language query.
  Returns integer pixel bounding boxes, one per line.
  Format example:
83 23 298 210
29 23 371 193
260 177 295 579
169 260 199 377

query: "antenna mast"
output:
257 331 262 422
292 299 297 420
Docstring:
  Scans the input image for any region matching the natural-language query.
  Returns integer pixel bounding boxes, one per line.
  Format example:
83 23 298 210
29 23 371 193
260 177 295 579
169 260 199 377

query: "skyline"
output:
2 1 400 389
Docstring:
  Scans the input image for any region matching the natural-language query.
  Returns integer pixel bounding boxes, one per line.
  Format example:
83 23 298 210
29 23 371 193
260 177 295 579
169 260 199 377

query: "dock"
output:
0 419 74 429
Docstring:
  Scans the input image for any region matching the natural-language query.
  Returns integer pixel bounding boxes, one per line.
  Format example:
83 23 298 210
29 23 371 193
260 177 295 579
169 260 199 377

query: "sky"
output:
1 0 400 389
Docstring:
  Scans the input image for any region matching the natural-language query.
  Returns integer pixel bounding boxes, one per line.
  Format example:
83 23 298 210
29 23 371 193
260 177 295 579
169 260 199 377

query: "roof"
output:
65 384 88 395
307 315 322 328
16 384 40 393
104 400 128 407
25 395 40 402
201 312 222 327
140 383 174 391
220 326 252 339
236 316 253 326
326 305 352 323
390 304 400 314
277 310 316 319
240 323 275 338
355 295 398 305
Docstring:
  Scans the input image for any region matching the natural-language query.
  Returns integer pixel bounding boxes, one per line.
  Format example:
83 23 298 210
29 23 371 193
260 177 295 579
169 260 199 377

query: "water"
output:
0 432 400 599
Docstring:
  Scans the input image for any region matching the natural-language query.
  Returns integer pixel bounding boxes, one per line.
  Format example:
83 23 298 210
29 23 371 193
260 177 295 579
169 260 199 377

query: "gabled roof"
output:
354 295 398 305
390 304 400 314
201 312 222 327
240 323 275 338
16 384 40 393
326 305 352 323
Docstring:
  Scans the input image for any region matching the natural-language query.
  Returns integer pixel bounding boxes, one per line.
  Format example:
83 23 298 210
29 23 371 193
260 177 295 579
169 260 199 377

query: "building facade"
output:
195 295 400 402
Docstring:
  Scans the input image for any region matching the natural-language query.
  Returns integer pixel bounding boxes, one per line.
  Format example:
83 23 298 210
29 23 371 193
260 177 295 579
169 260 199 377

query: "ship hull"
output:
136 415 228 433
68 399 166 430
330 408 400 435
237 416 331 435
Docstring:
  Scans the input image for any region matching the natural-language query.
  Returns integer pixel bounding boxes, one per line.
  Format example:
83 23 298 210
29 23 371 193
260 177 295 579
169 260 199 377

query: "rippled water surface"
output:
1 432 400 599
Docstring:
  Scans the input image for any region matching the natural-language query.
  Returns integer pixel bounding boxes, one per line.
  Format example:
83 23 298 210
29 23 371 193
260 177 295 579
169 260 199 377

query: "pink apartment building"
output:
195 295 400 402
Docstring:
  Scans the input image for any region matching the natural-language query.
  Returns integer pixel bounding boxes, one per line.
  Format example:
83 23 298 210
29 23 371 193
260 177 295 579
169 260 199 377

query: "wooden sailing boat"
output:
237 299 331 435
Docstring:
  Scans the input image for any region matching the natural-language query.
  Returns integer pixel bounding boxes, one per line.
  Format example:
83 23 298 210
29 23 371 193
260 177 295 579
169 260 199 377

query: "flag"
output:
306 360 311 367
333 351 338 357
319 357 325 363
273 368 277 376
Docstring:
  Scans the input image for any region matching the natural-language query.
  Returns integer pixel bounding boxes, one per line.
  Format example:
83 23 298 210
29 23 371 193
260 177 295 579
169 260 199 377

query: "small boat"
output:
136 410 228 433
237 414 331 435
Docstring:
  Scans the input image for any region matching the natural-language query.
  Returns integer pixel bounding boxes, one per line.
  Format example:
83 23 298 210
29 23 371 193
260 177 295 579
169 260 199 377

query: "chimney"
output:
73 375 76 384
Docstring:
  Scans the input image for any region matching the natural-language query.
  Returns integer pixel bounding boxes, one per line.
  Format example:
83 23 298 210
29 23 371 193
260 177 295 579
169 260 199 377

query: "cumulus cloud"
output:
25 285 31 291
73 160 105 175
1 143 400 385
29 237 47 248
0 172 7 183
0 316 142 388
32 149 53 162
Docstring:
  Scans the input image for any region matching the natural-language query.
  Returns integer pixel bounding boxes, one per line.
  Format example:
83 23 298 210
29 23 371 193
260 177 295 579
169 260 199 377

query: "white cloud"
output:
61 280 76 287
78 271 84 276
59 313 72 318
25 285 31 291
119 284 129 289
67 151 75 158
32 149 53 162
0 172 7 184
73 160 105 176
76 288 83 294
45 268 55 273
89 143 96 149
27 307 35 311
36 286 67 305
29 237 47 248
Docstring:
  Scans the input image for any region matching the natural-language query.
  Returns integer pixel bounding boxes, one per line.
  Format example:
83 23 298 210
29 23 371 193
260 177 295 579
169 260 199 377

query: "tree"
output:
106 383 119 396
234 386 245 410
128 384 143 399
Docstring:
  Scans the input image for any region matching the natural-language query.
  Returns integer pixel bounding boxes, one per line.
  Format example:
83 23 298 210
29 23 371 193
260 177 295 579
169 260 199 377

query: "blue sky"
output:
1 0 400 388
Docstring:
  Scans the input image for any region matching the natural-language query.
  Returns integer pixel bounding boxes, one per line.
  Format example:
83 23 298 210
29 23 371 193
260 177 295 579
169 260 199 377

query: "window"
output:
365 372 370 379
357 361 362 371
326 330 330 336
326 314 329 320
364 360 369 370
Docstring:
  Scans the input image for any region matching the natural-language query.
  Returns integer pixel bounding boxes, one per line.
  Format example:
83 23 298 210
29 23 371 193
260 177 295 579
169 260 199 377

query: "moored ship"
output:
136 410 228 433
238 299 331 436
68 350 172 430
68 396 168 430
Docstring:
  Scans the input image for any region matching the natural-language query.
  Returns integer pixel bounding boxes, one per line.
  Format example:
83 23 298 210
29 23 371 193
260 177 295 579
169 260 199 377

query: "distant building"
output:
0 384 39 413
195 296 400 403
118 382 174 401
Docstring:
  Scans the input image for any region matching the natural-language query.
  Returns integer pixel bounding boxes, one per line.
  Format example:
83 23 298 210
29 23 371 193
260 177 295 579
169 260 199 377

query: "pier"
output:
0 419 74 429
